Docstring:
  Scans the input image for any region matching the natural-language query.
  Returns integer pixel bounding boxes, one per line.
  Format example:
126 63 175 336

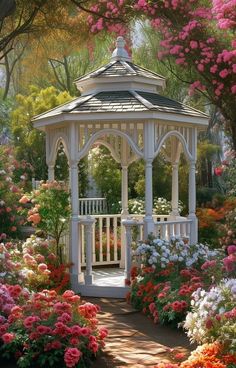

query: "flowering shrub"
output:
197 197 236 248
153 342 236 368
127 198 183 215
135 237 219 269
21 181 70 262
130 263 205 325
0 146 33 238
0 236 70 292
0 288 108 367
184 278 236 352
130 237 235 326
0 283 29 317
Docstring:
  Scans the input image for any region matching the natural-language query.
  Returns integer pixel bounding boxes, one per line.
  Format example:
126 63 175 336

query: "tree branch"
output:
70 0 124 22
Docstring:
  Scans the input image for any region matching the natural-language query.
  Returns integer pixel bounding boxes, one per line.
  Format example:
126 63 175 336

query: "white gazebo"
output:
33 37 209 297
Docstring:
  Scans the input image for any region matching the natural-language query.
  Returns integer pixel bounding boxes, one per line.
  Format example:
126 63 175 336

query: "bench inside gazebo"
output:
33 36 209 298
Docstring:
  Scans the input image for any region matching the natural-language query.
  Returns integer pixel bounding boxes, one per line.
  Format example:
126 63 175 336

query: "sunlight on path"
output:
89 298 191 368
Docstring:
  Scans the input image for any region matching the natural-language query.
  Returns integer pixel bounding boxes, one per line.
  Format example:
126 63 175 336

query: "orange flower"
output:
28 213 41 225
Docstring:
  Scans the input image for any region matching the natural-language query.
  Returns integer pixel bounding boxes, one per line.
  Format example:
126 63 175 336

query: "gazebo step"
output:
77 284 130 298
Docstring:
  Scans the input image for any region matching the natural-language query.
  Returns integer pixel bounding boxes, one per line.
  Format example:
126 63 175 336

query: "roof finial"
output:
111 36 131 62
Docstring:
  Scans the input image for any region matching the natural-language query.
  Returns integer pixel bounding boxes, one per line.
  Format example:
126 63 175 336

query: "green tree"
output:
91 146 121 212
10 85 72 179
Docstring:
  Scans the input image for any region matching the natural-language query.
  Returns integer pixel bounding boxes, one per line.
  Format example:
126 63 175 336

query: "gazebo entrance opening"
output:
33 36 209 297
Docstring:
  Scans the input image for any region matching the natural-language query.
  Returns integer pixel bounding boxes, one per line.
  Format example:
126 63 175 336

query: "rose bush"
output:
0 287 108 368
0 236 70 292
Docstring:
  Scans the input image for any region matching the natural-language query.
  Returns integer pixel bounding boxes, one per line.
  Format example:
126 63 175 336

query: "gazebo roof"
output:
33 36 209 127
75 60 166 83
34 90 208 118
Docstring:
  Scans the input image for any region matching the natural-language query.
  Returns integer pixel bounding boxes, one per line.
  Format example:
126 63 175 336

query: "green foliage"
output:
0 95 14 130
91 147 121 212
10 86 72 180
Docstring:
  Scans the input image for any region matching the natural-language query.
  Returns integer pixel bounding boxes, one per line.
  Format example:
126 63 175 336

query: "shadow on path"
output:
89 298 192 368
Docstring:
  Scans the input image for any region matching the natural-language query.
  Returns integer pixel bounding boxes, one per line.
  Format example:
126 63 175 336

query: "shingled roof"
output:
33 36 209 124
34 90 208 120
75 60 165 82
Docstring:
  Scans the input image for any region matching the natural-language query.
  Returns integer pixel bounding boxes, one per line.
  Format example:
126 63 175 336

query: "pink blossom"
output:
210 65 218 73
64 348 81 368
219 69 229 78
197 64 204 72
227 245 236 255
37 263 48 272
190 40 198 49
1 332 15 344
231 85 236 94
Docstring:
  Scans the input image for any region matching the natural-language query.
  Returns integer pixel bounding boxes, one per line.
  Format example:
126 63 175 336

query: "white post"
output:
48 165 55 181
70 163 84 289
83 216 95 285
122 219 135 286
121 165 129 216
120 165 129 268
171 163 179 217
188 160 198 244
143 122 155 238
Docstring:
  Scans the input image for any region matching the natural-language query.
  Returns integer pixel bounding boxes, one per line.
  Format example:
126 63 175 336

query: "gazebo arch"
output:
155 130 193 162
46 132 70 175
77 128 143 161
33 36 209 297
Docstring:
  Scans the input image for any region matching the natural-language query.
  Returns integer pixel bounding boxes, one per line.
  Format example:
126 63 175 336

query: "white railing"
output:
79 214 121 267
154 219 191 239
61 215 191 267
79 198 107 215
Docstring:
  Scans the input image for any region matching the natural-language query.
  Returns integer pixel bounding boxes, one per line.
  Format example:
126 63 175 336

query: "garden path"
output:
89 298 192 368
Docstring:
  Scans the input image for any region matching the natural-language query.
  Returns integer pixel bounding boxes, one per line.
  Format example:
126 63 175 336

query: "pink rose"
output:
227 245 236 255
1 332 15 344
64 348 81 368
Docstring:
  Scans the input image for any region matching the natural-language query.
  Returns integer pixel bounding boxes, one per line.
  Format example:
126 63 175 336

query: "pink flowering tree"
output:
72 0 236 148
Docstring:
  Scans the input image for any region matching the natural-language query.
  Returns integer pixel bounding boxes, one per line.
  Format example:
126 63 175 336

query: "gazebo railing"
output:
80 214 121 267
122 217 192 283
61 214 191 267
79 198 107 215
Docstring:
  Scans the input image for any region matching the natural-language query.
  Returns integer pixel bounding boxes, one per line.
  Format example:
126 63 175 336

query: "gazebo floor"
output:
78 268 130 298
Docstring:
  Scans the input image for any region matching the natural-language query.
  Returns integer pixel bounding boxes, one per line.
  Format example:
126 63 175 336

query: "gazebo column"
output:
120 164 129 268
120 138 129 268
121 165 129 216
188 160 198 244
171 163 179 217
48 165 55 181
144 122 155 238
70 162 84 289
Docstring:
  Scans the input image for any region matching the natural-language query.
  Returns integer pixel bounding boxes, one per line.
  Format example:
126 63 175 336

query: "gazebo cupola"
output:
75 36 166 96
33 36 209 296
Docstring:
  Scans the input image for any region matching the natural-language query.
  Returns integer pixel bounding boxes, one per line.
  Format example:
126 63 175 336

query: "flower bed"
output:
130 237 236 326
184 279 236 352
154 342 236 368
0 235 108 367
0 286 108 368
0 236 70 292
